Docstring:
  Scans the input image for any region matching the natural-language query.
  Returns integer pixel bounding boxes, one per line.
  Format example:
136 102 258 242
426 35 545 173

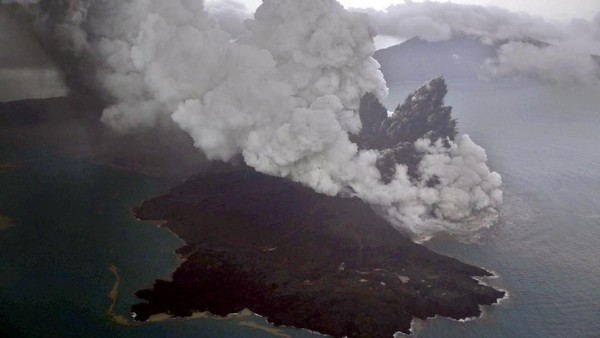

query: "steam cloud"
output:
356 2 600 85
9 0 502 240
482 42 600 85
357 2 567 43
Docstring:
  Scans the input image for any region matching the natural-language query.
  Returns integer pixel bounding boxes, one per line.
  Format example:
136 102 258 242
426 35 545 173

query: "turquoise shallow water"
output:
1 81 599 337
0 151 316 337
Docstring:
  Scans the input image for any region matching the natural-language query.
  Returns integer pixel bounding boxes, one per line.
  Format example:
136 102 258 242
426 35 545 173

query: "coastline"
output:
143 217 508 337
473 271 511 308
132 212 187 268
127 215 348 338
106 265 131 326
128 168 506 337
128 223 497 338
106 264 293 337
398 269 511 337
0 93 506 332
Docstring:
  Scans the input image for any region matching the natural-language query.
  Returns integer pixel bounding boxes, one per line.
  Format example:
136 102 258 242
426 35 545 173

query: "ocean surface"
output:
0 151 315 337
1 81 599 337
385 81 600 337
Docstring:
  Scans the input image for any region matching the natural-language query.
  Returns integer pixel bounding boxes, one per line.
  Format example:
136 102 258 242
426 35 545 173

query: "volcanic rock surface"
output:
356 77 457 182
131 165 504 337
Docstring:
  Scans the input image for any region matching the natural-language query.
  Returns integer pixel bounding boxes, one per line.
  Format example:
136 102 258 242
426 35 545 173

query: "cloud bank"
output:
357 2 600 85
482 42 600 85
9 0 502 240
358 2 567 43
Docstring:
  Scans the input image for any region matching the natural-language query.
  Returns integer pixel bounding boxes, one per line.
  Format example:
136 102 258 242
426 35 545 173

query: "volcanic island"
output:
129 79 505 337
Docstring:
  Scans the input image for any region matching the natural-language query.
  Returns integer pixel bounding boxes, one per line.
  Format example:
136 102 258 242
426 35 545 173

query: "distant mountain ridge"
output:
373 34 599 84
374 35 497 83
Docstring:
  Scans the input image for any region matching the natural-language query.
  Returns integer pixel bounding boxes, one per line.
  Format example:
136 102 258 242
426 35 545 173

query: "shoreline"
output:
105 264 295 337
132 213 188 269
128 169 507 337
473 271 511 308
129 215 335 337
396 268 511 337
106 265 132 326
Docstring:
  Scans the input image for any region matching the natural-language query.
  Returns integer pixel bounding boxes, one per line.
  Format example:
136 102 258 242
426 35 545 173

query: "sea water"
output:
0 149 314 337
385 81 600 337
1 81 599 337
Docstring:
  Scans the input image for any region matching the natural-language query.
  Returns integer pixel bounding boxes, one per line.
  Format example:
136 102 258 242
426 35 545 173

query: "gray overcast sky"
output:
244 0 600 21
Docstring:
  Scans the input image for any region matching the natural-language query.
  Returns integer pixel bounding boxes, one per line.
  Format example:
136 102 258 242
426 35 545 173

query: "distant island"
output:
374 35 600 84
374 35 497 83
131 165 504 337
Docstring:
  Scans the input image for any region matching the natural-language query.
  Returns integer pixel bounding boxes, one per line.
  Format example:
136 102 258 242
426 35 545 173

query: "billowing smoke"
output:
482 42 600 85
9 0 502 241
355 2 600 85
357 2 567 43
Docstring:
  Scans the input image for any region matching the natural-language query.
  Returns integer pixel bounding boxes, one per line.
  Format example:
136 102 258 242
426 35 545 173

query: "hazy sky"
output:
245 0 600 21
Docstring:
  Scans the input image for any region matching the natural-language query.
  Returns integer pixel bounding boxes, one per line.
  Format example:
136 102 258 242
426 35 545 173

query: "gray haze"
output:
0 8 67 101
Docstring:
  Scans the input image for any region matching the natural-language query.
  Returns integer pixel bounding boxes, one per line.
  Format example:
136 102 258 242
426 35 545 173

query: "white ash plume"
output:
9 0 502 240
355 2 600 85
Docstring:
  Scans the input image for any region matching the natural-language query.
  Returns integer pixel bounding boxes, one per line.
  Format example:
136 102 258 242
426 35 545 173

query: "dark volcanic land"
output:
132 166 504 337
130 78 504 337
0 79 505 337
